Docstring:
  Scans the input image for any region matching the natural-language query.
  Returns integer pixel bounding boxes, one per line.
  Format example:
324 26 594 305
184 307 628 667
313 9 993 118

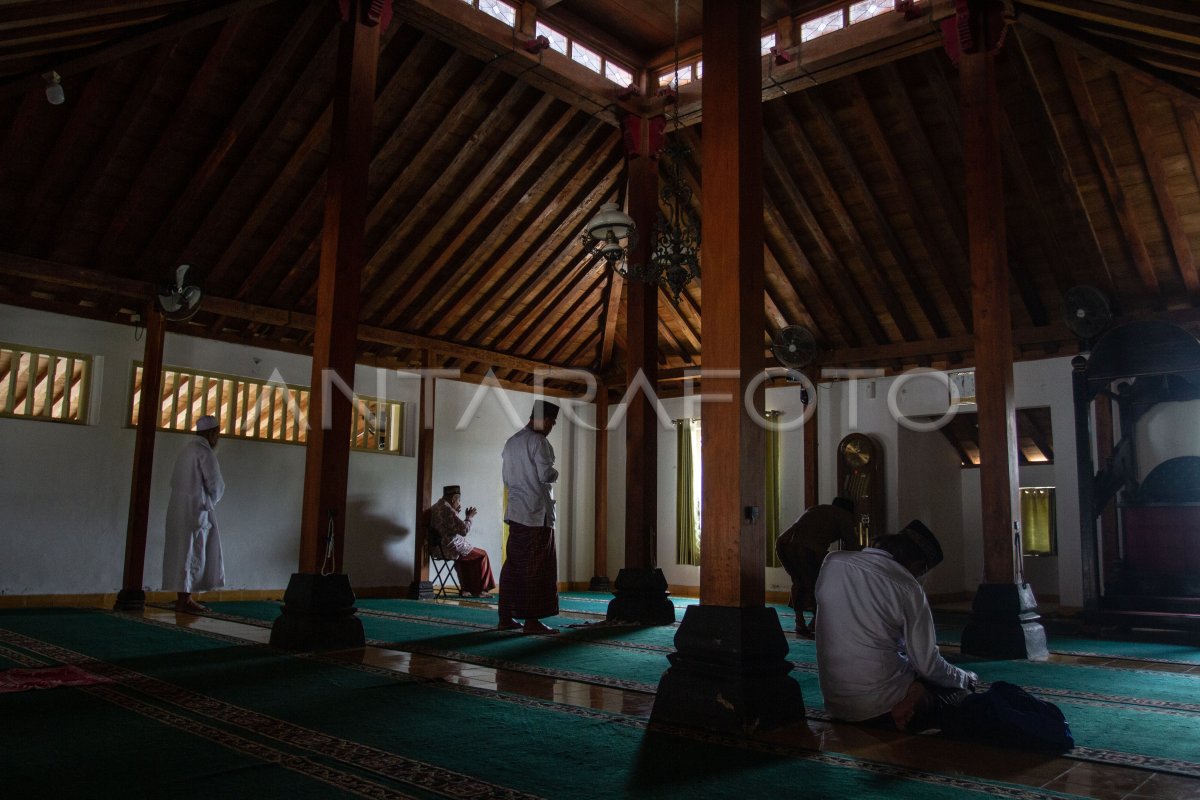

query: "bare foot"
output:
497 618 521 630
522 620 559 635
890 680 929 731
174 600 208 614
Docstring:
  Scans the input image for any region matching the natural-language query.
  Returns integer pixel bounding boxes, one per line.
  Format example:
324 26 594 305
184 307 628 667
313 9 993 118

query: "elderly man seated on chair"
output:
429 485 496 598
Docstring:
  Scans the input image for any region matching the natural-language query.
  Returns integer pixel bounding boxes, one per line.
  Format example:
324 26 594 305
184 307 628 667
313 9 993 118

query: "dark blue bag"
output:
945 681 1074 752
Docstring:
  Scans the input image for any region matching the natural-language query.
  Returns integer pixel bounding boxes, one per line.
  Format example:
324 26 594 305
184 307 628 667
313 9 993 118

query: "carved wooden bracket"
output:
338 0 393 29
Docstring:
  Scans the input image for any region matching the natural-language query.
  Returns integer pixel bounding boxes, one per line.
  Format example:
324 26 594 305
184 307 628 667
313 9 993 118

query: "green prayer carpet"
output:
0 608 1094 800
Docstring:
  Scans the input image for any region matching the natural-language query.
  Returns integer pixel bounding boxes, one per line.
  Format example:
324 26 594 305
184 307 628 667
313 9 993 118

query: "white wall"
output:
814 359 1082 606
0 304 595 597
1135 400 1200 480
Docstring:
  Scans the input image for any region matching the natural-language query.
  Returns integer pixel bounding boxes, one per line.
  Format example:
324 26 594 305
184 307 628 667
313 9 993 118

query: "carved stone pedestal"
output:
588 575 612 592
113 588 145 611
651 605 805 734
961 582 1048 660
270 572 364 651
606 568 675 625
407 579 434 600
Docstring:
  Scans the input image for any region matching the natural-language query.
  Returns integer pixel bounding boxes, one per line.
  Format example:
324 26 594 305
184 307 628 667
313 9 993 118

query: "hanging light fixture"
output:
582 0 699 301
581 201 636 266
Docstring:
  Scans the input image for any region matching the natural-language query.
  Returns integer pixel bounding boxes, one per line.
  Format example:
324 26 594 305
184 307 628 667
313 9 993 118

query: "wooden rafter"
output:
1119 74 1200 294
1055 43 1161 295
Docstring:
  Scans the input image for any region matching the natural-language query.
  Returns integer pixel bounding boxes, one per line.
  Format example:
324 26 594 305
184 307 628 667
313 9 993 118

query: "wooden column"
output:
606 115 673 624
624 120 658 572
272 0 384 650
408 352 436 598
803 385 818 509
651 0 803 733
115 302 166 610
958 2 1046 660
1094 394 1120 588
590 385 610 591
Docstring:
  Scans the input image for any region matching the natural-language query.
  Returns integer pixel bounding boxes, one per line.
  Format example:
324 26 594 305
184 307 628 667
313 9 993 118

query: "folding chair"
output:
427 527 460 599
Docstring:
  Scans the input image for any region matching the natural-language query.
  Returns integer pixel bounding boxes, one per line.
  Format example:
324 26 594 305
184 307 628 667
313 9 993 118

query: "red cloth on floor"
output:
0 665 111 693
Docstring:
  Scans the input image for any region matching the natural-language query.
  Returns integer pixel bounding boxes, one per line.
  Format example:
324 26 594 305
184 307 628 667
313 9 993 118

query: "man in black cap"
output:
814 520 978 731
497 400 561 634
775 496 858 636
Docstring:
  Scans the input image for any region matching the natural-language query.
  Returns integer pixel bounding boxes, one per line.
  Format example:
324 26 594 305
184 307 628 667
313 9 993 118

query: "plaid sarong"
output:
498 522 559 620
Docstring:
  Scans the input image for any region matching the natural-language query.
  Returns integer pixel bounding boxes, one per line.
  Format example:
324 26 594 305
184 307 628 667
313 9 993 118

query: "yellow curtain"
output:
676 419 701 566
501 485 509 562
765 411 782 568
1020 487 1055 555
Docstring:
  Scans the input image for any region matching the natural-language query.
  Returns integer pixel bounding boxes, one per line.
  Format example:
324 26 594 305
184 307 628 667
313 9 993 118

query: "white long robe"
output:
161 436 225 593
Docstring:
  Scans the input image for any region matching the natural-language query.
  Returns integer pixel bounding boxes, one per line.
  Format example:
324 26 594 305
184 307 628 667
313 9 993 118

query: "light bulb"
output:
43 72 64 105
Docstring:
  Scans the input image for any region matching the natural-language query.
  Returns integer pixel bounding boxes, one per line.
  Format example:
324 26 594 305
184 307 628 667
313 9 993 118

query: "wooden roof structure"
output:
2 0 1200 394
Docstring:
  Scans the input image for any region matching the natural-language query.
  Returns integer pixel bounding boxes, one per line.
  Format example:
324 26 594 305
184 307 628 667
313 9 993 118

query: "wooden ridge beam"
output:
0 252 572 376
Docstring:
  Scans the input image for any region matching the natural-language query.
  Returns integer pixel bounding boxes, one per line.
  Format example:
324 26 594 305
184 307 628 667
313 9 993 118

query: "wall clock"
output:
837 433 884 547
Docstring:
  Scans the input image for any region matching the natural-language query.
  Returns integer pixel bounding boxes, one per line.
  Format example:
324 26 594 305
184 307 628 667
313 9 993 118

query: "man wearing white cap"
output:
161 415 225 613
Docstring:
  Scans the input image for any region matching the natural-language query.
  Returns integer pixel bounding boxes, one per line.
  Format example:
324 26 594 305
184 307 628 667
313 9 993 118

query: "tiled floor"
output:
142 603 1200 800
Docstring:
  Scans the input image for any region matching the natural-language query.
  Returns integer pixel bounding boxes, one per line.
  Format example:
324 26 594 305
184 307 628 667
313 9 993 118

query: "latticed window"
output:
129 364 407 454
0 342 91 424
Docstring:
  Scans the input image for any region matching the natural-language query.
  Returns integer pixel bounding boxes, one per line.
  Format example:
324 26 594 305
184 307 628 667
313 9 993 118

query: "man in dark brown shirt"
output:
775 496 858 636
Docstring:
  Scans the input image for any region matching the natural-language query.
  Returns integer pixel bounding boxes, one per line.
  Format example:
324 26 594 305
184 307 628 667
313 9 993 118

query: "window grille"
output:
129 364 407 454
0 342 91 424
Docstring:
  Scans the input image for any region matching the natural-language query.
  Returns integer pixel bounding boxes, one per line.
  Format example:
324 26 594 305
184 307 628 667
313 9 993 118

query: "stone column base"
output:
407 579 434 600
961 582 1048 660
113 588 146 611
651 605 805 734
269 572 365 651
606 568 675 625
588 575 612 592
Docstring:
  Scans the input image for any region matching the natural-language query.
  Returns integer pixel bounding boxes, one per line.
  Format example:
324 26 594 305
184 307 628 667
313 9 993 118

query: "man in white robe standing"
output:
162 414 225 613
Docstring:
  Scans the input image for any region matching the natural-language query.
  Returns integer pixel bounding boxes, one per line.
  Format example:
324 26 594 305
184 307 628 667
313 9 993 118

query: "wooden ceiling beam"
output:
0 0 279 100
131 0 329 278
1055 43 1161 296
1009 29 1115 293
452 158 623 351
11 64 116 248
1017 0 1200 47
1119 74 1200 294
45 45 175 265
598 266 623 371
1017 8 1200 111
276 49 508 312
834 80 950 339
422 132 621 338
761 124 870 347
395 0 632 127
0 251 571 376
209 28 435 305
0 2 188 30
95 15 247 273
870 66 974 332
365 107 594 327
794 94 920 341
354 94 572 322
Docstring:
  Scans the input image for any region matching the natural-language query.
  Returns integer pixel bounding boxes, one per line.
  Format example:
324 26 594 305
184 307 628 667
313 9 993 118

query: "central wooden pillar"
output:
607 114 674 624
408 352 436 599
272 0 386 650
589 385 611 591
651 0 803 733
957 2 1046 660
115 302 166 611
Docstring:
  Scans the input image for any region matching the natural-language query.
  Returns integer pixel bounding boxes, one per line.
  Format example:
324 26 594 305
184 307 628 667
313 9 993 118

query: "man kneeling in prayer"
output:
814 520 978 731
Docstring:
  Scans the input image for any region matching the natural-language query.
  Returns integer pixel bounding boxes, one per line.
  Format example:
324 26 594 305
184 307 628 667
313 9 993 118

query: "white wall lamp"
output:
43 71 64 105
